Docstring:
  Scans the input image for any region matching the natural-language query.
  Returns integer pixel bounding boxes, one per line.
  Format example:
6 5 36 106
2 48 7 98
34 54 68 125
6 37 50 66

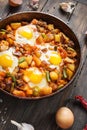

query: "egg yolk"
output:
0 54 13 67
49 52 62 65
24 68 43 84
18 27 33 39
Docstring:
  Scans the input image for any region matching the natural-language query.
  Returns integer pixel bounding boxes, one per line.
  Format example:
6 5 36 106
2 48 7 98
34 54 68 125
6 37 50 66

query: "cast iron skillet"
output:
0 11 81 100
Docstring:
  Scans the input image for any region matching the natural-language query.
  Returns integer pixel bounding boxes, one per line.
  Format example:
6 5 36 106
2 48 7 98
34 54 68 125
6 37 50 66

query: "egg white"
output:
29 77 48 89
0 48 18 73
24 67 48 89
37 43 61 70
15 24 40 46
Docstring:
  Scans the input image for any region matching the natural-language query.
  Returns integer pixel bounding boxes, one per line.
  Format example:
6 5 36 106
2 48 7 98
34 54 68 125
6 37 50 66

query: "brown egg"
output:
56 107 74 129
9 0 23 7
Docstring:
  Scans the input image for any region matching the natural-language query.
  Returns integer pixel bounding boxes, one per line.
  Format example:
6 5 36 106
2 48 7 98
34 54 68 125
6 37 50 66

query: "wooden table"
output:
0 0 87 130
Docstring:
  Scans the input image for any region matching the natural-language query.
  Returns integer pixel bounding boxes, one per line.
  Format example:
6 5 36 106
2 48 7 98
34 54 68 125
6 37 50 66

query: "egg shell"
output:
56 107 74 129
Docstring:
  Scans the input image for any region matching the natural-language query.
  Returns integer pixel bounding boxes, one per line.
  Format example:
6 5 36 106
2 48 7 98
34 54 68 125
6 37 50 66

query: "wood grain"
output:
0 0 87 130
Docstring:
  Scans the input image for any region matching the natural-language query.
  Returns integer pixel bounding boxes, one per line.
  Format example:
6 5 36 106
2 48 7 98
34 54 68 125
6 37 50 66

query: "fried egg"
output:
15 24 40 46
37 44 62 69
0 48 18 73
24 67 48 88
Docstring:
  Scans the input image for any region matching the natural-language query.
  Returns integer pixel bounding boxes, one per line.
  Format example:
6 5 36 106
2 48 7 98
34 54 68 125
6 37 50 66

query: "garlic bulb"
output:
29 0 39 10
59 2 75 14
11 120 34 130
85 31 87 35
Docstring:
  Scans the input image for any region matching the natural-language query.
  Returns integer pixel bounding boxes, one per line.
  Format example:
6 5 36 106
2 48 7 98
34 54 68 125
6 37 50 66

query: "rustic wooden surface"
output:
0 0 87 130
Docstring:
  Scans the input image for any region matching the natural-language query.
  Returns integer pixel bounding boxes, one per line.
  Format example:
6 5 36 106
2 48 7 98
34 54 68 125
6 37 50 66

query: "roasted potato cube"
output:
25 56 32 65
48 24 54 30
40 87 52 96
20 85 33 96
19 61 28 68
67 64 75 72
64 57 74 64
7 37 14 45
12 89 26 97
36 35 44 44
10 22 21 30
23 75 29 83
66 68 73 80
6 25 12 31
50 71 58 81
54 34 61 42
33 55 41 66
26 89 33 96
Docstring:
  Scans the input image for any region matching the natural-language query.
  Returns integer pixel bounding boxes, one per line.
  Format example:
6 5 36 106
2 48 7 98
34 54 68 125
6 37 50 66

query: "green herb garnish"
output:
63 67 67 79
18 57 25 64
46 71 51 82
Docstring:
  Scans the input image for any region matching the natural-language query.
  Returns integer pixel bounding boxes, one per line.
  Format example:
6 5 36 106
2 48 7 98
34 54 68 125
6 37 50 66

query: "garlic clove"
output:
11 120 34 130
22 123 34 130
29 0 39 10
11 120 22 129
85 31 87 35
59 2 75 14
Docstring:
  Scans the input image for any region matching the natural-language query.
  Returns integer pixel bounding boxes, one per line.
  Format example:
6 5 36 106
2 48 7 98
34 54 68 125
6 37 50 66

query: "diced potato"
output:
20 84 29 91
52 29 60 34
19 61 28 68
0 32 6 40
6 34 15 42
67 64 75 72
43 35 49 42
54 34 61 42
25 56 32 65
31 19 38 24
48 24 54 30
23 75 29 82
50 71 58 81
12 89 26 97
20 85 33 96
66 68 73 80
47 33 54 41
0 40 9 51
7 37 14 45
38 27 45 33
67 47 77 58
6 25 12 31
64 57 74 64
33 55 41 66
0 71 6 77
26 89 33 96
58 80 67 86
0 40 9 46
10 22 21 30
23 44 31 51
36 35 44 44
35 51 41 58
49 82 58 91
40 87 52 96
